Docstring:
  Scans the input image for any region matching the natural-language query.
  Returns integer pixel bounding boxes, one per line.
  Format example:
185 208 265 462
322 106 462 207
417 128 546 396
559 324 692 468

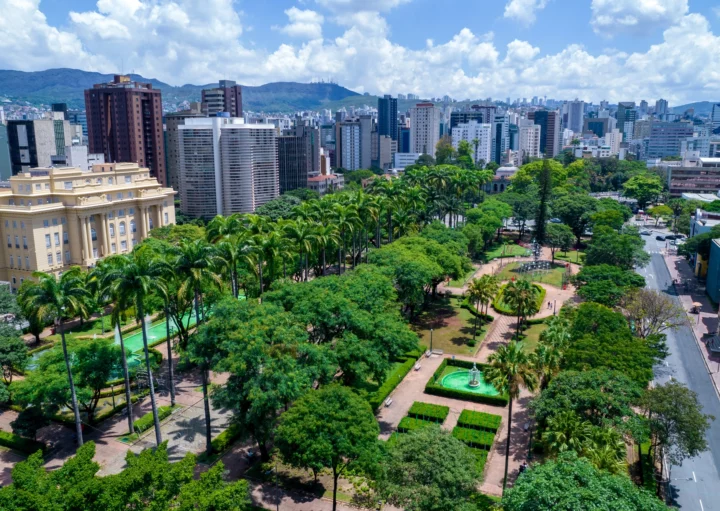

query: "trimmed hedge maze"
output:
397 401 449 433
452 409 502 477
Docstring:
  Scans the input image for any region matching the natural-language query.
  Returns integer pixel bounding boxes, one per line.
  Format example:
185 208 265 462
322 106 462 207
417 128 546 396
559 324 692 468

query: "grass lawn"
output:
495 262 569 288
447 267 478 288
483 243 530 261
554 250 585 264
517 323 547 353
48 314 135 342
412 297 490 356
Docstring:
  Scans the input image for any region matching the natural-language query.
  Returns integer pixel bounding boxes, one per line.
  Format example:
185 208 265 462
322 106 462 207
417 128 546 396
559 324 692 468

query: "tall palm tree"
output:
205 213 244 243
530 343 562 390
102 247 170 446
175 239 222 324
485 341 538 491
21 268 90 445
283 219 315 281
313 224 340 276
108 290 135 434
475 274 499 315
541 410 592 456
540 315 571 350
331 203 359 273
465 278 486 340
503 279 539 339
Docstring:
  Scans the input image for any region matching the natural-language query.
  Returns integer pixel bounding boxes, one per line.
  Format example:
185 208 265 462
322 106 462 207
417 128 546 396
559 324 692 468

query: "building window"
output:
22 236 27 249
128 192 134 198
109 224 115 237
91 228 97 241
90 215 95 223
96 178 102 184
64 182 72 190
129 208 135 215
8 200 13 206
149 218 153 230
6 235 10 248
52 218 58 225
108 211 114 219
106 194 112 202
12 277 15 284
14 236 19 249
43 219 49 227
45 234 51 248
61 217 66 224
65 251 70 263
164 212 169 224
45 183 50 190
10 256 13 268
63 232 69 244
47 254 53 266
12 221 16 228
130 220 136 233
4 221 7 227
121 240 127 252
93 248 98 259
25 185 30 192
20 221 24 229
118 209 125 217
24 257 29 269
54 233 60 246
125 176 132 183
56 251 61 264
132 238 137 246
116 193 122 200
119 222 126 235
35 184 41 190
111 243 117 254
108 178 113 185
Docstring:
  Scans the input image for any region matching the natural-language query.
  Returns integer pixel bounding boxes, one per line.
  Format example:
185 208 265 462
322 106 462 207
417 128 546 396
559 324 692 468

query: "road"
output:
640 232 720 510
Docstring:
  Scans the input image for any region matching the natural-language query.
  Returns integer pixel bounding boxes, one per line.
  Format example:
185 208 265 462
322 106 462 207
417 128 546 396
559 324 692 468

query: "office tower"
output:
508 123 519 151
646 122 695 159
583 117 617 138
712 103 720 133
85 75 166 185
0 163 175 287
277 124 320 193
201 80 243 117
633 119 653 141
67 110 88 137
7 115 72 175
518 119 541 161
378 95 398 142
451 121 492 165
165 104 204 192
410 103 441 157
492 114 509 164
527 110 561 157
616 102 636 136
639 100 648 116
450 105 496 130
566 100 584 134
335 117 372 170
655 99 669 117
178 117 278 219
51 103 68 119
0 125 11 180
398 126 411 153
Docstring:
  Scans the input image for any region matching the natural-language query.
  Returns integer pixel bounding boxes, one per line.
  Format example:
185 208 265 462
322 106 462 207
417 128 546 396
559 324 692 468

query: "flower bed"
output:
424 359 508 407
407 402 450 423
457 410 502 432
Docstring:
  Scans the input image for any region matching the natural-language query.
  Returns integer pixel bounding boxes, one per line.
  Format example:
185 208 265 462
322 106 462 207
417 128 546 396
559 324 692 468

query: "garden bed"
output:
406 402 450 423
424 359 508 406
457 410 502 432
492 283 546 316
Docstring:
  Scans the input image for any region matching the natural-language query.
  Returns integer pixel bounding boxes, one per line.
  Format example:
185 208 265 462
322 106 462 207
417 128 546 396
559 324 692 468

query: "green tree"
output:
380 427 480 511
534 159 552 242
485 341 538 490
621 288 686 339
503 279 540 338
572 264 645 307
545 223 574 262
0 330 28 385
590 209 625 231
435 136 455 165
503 451 666 510
647 204 672 227
584 227 650 270
623 172 663 209
253 194 302 221
19 268 90 445
275 385 379 511
552 194 597 246
541 410 592 455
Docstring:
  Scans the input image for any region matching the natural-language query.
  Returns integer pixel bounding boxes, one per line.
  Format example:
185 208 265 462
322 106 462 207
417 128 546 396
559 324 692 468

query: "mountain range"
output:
0 68 714 115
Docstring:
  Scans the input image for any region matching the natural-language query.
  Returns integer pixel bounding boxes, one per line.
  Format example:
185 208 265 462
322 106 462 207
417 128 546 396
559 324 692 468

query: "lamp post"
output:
430 328 433 354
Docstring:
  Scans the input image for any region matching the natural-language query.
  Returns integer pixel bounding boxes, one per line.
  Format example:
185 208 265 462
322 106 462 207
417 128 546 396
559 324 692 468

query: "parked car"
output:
550 218 562 223
665 234 677 240
640 230 651 236
656 235 666 241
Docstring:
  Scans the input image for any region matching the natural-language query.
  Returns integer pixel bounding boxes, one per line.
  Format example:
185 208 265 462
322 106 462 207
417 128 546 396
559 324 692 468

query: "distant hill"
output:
0 68 360 113
672 101 718 116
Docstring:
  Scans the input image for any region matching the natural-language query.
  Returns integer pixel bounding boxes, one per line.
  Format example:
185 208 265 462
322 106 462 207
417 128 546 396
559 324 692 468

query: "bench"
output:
414 362 422 371
385 398 393 407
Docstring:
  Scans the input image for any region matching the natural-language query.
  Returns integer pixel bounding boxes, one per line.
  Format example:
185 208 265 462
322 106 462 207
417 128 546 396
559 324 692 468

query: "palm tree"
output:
283 219 315 281
175 239 222 324
475 274 499 315
331 203 359 272
313 224 340 276
472 138 480 165
102 247 170 446
540 315 571 350
485 341 538 491
466 276 498 340
530 343 562 390
205 213 244 243
21 268 90 445
107 288 135 434
503 279 539 339
541 410 592 456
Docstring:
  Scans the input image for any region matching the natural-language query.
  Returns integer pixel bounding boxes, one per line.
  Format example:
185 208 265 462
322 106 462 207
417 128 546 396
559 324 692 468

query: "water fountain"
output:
468 363 481 388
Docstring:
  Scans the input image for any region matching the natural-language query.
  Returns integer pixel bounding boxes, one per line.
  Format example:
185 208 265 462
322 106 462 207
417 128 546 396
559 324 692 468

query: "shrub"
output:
397 416 436 433
460 299 494 322
368 356 417 412
94 390 148 423
0 430 46 454
452 427 496 450
457 410 502 432
424 359 509 407
468 447 489 475
492 283 546 316
133 405 177 434
407 402 450 423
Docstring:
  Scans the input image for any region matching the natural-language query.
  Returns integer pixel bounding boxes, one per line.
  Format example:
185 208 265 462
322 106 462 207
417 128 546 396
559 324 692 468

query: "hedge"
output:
133 405 178 434
198 423 243 463
407 402 450 423
452 427 496 450
397 416 437 433
492 283 546 316
27 343 54 356
468 447 489 476
0 430 46 455
368 354 420 412
424 359 509 407
94 390 149 423
460 298 494 322
457 410 502 432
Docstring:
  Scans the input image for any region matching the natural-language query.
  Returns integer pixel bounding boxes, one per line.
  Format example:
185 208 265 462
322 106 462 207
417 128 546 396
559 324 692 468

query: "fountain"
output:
468 363 481 388
440 367 500 396
144 315 156 340
518 238 553 273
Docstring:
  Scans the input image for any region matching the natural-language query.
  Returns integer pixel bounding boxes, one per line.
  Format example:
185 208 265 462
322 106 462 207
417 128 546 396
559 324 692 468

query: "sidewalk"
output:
662 252 720 398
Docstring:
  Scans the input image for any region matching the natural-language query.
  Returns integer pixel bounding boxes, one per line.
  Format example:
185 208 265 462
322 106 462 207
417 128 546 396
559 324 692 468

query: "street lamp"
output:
430 328 434 354
553 300 557 316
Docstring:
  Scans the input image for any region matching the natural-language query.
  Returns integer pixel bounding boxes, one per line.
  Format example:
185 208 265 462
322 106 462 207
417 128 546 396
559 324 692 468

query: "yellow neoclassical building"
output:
0 163 176 292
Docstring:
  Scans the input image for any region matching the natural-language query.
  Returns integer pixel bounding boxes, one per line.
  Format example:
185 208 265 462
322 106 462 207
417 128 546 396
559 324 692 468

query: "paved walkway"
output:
663 252 720 399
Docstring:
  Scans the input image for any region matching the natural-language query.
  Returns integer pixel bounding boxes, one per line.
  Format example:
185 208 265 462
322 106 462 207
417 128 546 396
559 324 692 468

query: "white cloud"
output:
0 0 719 105
277 7 324 39
591 0 688 35
314 0 410 13
503 0 548 26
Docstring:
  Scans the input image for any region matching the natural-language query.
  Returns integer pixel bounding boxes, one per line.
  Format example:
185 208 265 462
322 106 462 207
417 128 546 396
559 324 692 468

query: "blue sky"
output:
2 0 720 104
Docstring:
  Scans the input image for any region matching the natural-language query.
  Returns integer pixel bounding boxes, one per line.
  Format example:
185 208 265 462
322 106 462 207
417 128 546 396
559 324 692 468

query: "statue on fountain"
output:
468 363 481 388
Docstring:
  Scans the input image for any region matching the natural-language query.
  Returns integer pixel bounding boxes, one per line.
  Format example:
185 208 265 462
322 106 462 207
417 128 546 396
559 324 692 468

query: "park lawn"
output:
554 250 585 264
47 314 135 342
412 297 490 356
483 243 530 261
496 262 568 288
352 360 405 397
518 323 547 352
447 267 478 288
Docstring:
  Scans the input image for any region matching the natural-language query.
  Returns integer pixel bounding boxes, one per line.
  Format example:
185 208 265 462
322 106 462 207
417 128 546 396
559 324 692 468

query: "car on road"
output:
656 235 666 241
550 218 562 223
640 230 651 235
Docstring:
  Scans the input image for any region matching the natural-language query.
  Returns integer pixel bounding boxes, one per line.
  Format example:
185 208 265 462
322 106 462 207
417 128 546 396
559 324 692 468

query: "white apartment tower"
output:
451 121 492 165
410 103 441 157
178 117 278 219
604 128 622 155
518 119 541 161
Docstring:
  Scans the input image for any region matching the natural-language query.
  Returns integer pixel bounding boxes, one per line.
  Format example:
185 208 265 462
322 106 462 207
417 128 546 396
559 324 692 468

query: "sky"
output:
2 0 720 105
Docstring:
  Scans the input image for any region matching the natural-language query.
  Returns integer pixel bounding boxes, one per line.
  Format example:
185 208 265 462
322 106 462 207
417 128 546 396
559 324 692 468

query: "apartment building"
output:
451 121 491 164
667 157 720 197
410 103 441 157
201 80 243 117
527 110 561 157
0 163 176 291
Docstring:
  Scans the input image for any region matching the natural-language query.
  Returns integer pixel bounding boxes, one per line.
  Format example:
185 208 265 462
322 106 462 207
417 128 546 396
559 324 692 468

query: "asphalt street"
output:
640 232 720 510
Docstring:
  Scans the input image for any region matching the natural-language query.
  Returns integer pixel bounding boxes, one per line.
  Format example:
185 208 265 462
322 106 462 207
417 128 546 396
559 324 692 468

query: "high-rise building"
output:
712 103 720 133
449 105 496 130
583 117 617 138
527 110 561 157
492 114 509 164
639 100 649 116
518 119 541 161
7 115 72 175
451 121 491 165
277 124 320 193
0 163 175 289
51 103 68 119
0 125 11 180
165 104 204 192
398 126 411 154
616 102 636 137
201 80 243 117
67 111 88 138
85 75 166 185
646 122 694 160
178 117 278 219
604 129 622 155
410 103 441 157
335 117 372 171
566 100 584 134
655 99 669 117
377 95 398 142
632 119 654 141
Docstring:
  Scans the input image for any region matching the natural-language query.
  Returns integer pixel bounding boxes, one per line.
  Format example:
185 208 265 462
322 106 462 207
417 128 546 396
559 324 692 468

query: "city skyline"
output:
1 0 719 104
